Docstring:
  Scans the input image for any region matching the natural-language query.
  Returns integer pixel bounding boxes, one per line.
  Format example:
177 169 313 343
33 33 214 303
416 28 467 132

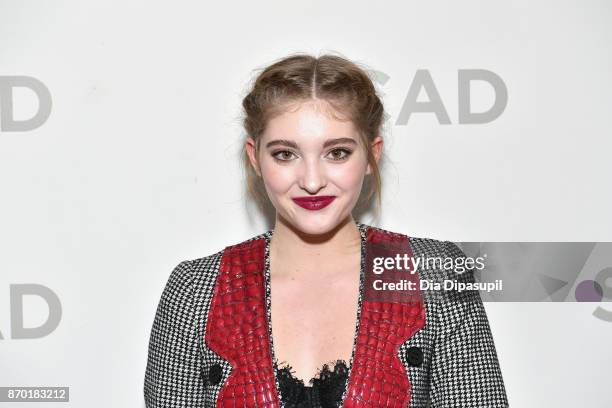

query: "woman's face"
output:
246 99 383 235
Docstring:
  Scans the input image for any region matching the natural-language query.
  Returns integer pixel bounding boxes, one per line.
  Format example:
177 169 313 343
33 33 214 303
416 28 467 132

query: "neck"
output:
270 215 362 259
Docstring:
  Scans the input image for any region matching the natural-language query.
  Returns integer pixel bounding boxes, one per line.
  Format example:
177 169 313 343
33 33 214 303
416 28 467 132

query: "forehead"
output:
263 99 358 142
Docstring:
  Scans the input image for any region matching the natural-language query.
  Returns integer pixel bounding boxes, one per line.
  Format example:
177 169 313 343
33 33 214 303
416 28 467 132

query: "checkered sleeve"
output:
428 241 509 408
144 260 206 407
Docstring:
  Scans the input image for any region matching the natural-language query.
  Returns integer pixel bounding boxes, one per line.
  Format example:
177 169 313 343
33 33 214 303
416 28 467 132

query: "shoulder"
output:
364 224 474 295
363 223 464 259
399 233 482 318
408 235 466 261
155 231 270 321
370 228 485 340
188 230 270 274
188 249 225 279
406 234 475 288
172 230 270 291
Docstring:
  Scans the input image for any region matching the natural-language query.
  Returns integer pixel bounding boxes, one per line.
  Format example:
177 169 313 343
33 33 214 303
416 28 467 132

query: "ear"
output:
366 136 384 175
245 137 262 177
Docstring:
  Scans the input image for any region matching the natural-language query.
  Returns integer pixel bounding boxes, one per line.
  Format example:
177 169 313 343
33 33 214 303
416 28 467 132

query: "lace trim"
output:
274 359 349 408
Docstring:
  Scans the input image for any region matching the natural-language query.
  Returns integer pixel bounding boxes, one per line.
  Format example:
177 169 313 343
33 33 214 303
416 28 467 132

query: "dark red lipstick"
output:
292 195 336 210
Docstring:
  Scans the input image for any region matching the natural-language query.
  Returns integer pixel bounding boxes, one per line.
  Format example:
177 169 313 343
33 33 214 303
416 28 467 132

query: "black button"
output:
208 364 223 385
406 346 423 367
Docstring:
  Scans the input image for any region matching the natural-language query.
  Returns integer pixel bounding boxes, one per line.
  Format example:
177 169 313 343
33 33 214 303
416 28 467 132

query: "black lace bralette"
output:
275 359 350 408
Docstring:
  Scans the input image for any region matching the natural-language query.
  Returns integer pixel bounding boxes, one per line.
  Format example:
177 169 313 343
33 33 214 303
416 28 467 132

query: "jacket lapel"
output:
342 226 425 407
205 235 280 406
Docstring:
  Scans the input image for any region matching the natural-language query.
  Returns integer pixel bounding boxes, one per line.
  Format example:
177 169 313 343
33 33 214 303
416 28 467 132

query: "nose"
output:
298 158 327 194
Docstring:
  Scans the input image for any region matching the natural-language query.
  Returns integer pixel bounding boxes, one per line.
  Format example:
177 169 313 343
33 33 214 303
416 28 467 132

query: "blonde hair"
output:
241 52 386 215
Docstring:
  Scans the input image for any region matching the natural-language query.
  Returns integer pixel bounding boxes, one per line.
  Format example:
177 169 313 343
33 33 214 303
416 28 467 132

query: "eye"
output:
272 150 297 161
327 148 353 161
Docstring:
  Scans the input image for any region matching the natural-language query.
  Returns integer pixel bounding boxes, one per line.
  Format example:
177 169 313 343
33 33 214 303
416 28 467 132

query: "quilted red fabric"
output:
205 237 279 406
343 228 425 407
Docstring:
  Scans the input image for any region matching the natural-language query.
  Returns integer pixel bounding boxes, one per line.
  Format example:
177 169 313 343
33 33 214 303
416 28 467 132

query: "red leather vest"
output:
205 225 425 407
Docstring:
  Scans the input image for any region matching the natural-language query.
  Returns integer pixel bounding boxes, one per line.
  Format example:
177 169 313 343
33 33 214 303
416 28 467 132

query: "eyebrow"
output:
265 137 358 149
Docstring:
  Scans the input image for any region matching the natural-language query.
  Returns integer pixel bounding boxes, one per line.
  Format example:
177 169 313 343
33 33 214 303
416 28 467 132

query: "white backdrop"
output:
1 0 611 406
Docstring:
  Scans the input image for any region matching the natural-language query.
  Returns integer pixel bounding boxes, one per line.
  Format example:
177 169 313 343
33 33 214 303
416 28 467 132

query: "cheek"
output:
328 160 367 191
260 161 294 193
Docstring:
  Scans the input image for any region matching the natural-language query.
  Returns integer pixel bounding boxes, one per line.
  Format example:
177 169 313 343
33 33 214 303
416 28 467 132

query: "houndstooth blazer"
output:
144 222 509 407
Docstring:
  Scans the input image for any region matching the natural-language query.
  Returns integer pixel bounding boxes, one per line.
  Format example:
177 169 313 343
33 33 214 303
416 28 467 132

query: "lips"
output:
292 195 336 211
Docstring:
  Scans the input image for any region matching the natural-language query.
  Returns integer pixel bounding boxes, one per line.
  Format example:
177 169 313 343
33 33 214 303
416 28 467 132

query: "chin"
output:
288 211 348 236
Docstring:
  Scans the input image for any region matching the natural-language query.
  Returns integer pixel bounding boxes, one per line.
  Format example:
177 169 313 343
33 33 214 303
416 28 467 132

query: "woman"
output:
144 53 509 407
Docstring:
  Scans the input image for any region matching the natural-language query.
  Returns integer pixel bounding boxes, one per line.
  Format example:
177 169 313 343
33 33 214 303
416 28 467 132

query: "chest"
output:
269 269 361 384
